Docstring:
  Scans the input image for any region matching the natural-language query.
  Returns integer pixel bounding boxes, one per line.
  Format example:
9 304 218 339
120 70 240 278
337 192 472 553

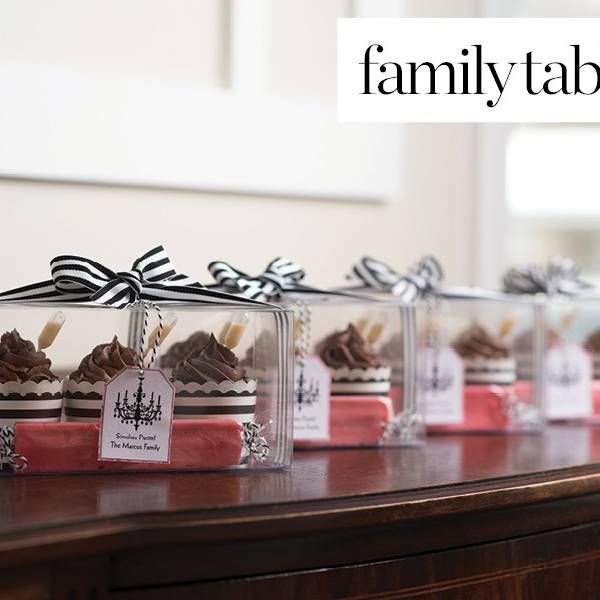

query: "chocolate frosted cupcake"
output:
240 330 275 389
172 334 256 423
317 324 391 396
584 329 600 380
453 324 516 385
64 336 137 422
513 327 560 380
0 330 62 425
160 330 210 369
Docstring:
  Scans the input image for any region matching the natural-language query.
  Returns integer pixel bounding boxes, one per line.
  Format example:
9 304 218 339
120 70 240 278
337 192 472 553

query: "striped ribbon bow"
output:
503 257 592 296
0 246 263 308
348 256 444 302
208 258 309 302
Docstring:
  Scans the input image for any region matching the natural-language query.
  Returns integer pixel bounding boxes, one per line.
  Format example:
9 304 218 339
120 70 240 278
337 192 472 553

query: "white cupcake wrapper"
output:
330 381 391 396
590 355 600 379
329 366 391 396
174 379 257 395
0 379 62 398
0 380 63 425
63 378 106 422
462 357 516 385
64 378 105 398
173 379 257 423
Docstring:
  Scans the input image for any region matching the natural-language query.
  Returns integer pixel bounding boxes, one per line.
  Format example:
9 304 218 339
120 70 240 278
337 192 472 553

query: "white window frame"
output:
0 0 404 203
475 123 512 287
475 0 516 286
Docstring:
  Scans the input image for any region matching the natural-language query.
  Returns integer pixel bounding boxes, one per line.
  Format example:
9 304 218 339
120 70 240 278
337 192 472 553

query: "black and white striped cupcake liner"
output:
330 366 392 397
174 379 257 424
0 380 63 426
63 379 105 422
462 357 516 386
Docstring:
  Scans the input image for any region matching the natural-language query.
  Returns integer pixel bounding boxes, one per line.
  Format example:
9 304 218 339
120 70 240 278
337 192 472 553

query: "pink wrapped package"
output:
430 385 511 433
14 420 244 473
295 396 393 448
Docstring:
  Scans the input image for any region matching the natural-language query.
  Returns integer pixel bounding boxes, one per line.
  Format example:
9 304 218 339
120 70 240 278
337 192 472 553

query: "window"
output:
476 0 600 285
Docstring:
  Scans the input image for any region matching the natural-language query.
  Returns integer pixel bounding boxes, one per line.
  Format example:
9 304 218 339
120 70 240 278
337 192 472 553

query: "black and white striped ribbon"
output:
208 258 306 301
0 246 267 309
503 257 592 296
348 256 444 302
208 257 339 302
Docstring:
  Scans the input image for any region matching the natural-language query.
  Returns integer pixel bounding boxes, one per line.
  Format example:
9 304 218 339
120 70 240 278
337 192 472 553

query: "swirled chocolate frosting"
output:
241 330 275 369
172 333 246 384
160 331 210 368
317 324 382 369
585 329 600 354
69 336 137 384
380 333 403 362
514 327 560 352
453 324 511 360
0 329 58 383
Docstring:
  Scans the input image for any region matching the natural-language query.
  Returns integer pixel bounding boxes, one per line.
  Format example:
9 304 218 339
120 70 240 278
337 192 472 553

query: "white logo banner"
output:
338 18 600 122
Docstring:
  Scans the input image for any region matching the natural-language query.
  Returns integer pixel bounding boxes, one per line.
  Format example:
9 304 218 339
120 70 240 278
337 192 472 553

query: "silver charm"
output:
0 426 27 472
242 421 270 461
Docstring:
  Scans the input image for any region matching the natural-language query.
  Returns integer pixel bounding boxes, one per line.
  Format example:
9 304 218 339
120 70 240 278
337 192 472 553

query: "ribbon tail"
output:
141 283 276 307
133 246 178 282
436 285 516 302
285 283 386 302
0 280 90 304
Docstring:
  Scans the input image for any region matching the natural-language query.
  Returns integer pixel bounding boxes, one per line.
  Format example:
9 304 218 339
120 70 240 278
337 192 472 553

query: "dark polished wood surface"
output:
3 425 600 598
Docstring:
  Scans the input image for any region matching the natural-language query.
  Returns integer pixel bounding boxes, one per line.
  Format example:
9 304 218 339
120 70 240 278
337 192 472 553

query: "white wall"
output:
0 0 478 290
0 121 475 290
0 0 227 86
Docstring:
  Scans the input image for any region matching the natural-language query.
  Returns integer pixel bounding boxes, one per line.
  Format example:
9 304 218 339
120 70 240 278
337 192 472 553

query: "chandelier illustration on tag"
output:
548 353 581 387
100 367 174 463
114 371 162 431
293 355 330 441
293 298 319 409
295 367 320 409
420 351 454 393
419 346 464 426
545 343 592 420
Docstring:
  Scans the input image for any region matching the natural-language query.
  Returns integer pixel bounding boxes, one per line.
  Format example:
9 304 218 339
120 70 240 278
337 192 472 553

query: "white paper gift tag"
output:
294 355 330 441
419 347 464 425
546 343 592 419
99 368 175 463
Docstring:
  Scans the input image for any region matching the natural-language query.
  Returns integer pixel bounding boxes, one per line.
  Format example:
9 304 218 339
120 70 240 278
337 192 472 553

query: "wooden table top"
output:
3 425 600 572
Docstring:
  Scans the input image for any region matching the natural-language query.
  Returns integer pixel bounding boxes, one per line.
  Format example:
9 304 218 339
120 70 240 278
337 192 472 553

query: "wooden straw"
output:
143 313 177 358
37 311 66 351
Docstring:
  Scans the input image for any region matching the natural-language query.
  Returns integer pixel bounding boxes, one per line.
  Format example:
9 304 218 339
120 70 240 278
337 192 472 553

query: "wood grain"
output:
1 425 600 598
113 521 600 599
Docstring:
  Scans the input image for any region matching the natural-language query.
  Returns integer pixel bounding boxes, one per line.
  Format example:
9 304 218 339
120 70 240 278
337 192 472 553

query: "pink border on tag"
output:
97 367 176 464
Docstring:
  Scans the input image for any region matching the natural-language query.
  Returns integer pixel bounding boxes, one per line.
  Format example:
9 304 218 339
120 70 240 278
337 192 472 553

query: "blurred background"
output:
0 0 599 290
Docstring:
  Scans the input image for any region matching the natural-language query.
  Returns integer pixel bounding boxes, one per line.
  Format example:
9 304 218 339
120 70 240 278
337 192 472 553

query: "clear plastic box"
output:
287 294 424 448
0 302 293 473
542 296 600 424
416 297 543 434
